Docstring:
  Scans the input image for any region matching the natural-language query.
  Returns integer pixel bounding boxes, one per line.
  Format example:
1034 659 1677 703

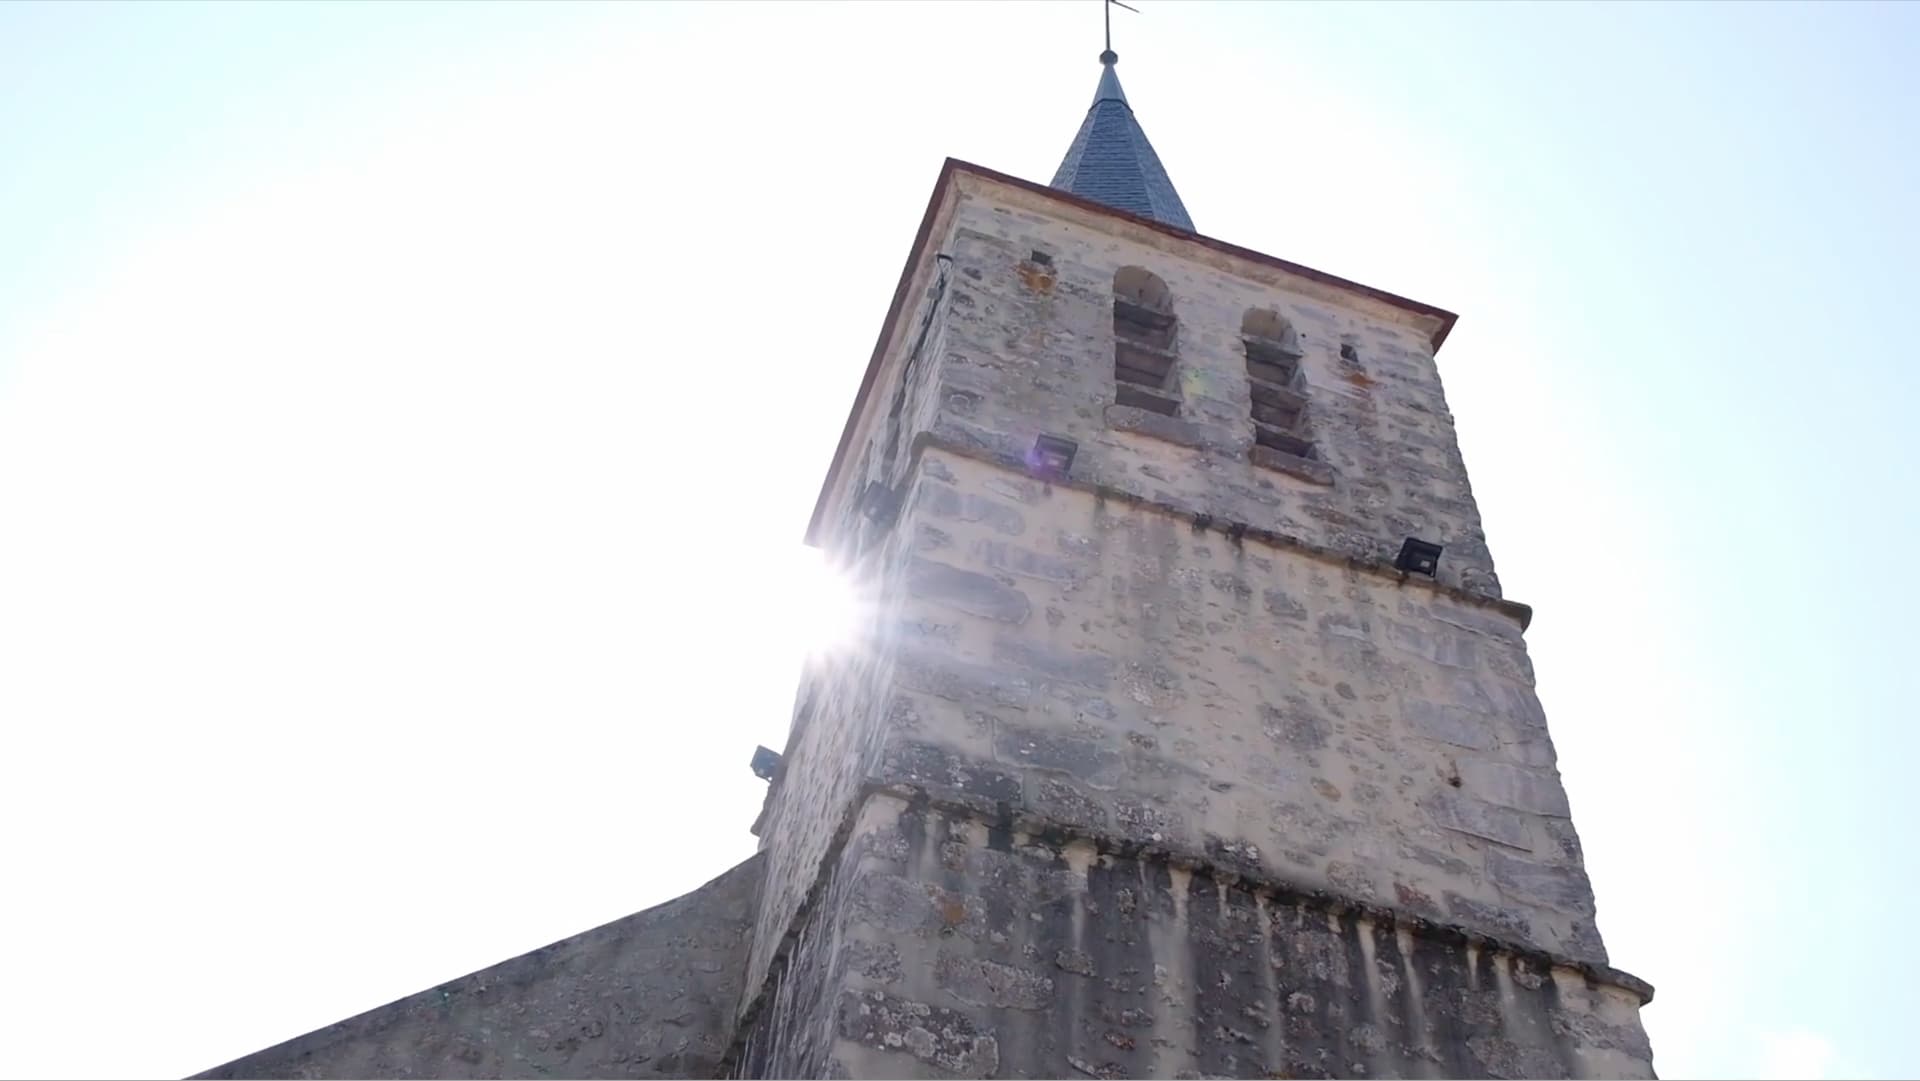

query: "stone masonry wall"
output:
195 854 765 1080
884 450 1610 965
817 792 1653 1079
736 168 1653 1078
745 190 965 1011
917 176 1501 599
725 446 1653 1078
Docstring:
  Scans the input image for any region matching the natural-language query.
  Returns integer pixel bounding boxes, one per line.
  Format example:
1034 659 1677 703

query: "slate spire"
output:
1049 48 1195 232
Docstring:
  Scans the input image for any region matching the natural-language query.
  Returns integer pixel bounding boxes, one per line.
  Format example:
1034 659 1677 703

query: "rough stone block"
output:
850 870 989 942
1318 612 1370 640
1508 732 1559 769
934 952 1055 1010
1458 759 1571 818
1103 403 1219 451
906 557 1032 623
1424 790 1532 849
1443 892 1534 941
974 539 1084 583
1261 586 1309 621
1401 841 1475 878
836 990 1001 1078
1033 776 1109 830
1567 918 1610 964
893 649 1032 711
920 481 1027 536
1542 819 1585 865
1431 599 1524 641
842 940 903 987
1249 444 1336 485
1260 702 1330 750
1487 850 1596 915
1479 675 1548 728
882 740 1024 805
993 723 1123 787
1113 797 1180 843
1385 619 1478 669
991 636 1115 689
1405 699 1498 750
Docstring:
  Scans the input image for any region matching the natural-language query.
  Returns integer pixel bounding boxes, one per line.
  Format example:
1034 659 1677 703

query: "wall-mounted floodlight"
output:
1027 433 1078 478
1395 537 1443 578
750 746 781 781
860 481 900 526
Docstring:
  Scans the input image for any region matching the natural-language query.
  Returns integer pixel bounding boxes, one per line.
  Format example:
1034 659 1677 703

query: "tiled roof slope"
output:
1049 53 1194 233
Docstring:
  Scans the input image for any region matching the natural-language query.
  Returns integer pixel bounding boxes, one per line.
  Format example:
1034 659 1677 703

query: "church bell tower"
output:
187 27 1659 1081
731 42 1657 1081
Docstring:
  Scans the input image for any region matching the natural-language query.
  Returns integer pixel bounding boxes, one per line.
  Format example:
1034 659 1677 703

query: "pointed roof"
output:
1049 51 1194 232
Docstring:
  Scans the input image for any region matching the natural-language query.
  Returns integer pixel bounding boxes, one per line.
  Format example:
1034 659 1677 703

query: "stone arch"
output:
1111 267 1179 416
1242 307 1314 460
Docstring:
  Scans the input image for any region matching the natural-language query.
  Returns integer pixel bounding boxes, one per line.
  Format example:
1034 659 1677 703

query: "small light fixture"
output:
750 745 782 781
860 480 899 526
1395 537 1443 578
1028 433 1077 478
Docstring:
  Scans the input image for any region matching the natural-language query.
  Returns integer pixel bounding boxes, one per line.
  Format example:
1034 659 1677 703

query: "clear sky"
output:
1 2 1914 1078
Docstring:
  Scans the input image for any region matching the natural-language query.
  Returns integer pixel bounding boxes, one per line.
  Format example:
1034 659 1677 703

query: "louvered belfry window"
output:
1111 267 1179 417
1243 308 1314 459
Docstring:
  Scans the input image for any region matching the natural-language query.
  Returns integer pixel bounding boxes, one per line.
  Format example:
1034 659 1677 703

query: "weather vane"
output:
1104 0 1138 64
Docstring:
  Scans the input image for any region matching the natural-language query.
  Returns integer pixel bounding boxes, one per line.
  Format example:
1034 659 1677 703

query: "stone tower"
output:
728 51 1656 1079
192 46 1654 1081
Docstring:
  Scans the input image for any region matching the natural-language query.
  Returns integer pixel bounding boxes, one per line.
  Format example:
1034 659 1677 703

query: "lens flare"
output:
784 548 868 659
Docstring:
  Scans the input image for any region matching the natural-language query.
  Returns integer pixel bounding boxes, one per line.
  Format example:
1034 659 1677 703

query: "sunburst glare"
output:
781 547 871 659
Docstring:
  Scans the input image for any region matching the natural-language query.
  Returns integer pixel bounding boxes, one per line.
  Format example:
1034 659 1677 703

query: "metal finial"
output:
1104 0 1137 63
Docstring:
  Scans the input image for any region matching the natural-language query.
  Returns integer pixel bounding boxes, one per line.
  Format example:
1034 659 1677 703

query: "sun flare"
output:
783 548 870 659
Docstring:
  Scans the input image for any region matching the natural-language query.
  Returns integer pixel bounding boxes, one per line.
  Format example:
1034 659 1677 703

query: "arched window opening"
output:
1112 267 1179 417
1243 308 1314 459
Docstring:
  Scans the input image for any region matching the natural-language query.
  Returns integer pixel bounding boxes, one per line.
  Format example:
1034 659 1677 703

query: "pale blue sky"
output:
2 2 1915 1078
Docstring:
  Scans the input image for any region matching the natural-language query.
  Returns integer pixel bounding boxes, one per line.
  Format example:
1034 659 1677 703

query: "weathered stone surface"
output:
920 482 1026 536
1249 444 1336 485
1459 759 1573 817
1033 776 1109 830
1406 698 1498 750
905 557 1031 623
882 741 1023 805
1432 599 1525 641
1425 789 1532 849
1261 702 1329 750
1386 619 1479 669
1488 850 1598 915
843 940 903 987
933 952 1054 1010
729 176 1648 1077
893 649 1032 711
788 799 1649 1079
1103 403 1217 451
1543 818 1586 864
194 856 766 1080
973 539 1083 583
994 724 1122 786
836 990 1001 1078
991 636 1115 689
1445 891 1535 941
1261 586 1309 621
